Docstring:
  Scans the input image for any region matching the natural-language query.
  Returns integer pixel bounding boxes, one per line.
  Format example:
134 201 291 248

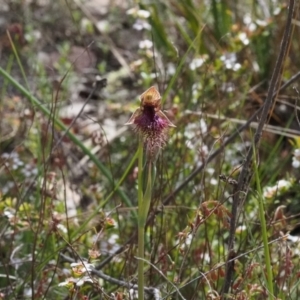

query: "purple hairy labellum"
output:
125 86 176 161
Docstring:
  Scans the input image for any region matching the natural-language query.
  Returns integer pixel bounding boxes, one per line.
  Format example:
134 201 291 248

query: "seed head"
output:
125 86 175 161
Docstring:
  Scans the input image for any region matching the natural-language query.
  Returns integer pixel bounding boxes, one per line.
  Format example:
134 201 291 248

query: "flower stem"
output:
137 137 144 300
138 224 145 300
137 138 156 300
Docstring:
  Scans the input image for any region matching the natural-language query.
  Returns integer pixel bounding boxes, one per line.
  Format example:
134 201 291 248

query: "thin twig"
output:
221 0 295 297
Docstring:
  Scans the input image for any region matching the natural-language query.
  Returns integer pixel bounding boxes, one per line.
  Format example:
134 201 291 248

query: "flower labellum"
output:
125 86 176 161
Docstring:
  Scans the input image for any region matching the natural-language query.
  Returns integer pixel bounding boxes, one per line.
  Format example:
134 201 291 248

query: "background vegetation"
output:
1 0 300 299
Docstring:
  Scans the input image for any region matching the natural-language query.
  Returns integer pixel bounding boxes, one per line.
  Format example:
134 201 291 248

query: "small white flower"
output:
71 261 95 275
210 178 218 185
139 39 153 49
292 159 300 168
4 208 15 219
127 7 151 30
133 19 151 31
256 19 268 27
57 224 67 234
126 7 137 15
244 15 251 25
238 32 249 45
189 56 207 70
58 276 94 288
76 276 93 287
129 288 138 299
58 277 76 288
126 8 151 19
236 225 247 233
263 179 292 198
277 179 291 189
58 281 69 287
137 9 151 18
233 63 241 71
292 148 300 168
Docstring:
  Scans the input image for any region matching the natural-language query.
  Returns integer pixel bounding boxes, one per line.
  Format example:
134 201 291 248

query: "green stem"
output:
253 145 274 299
138 139 144 208
138 222 145 300
140 162 152 226
137 139 157 300
137 138 144 300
